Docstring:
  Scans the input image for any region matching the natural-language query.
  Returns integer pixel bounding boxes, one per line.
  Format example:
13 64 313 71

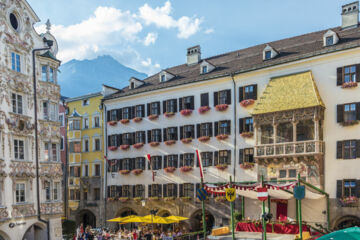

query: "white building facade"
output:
0 0 63 239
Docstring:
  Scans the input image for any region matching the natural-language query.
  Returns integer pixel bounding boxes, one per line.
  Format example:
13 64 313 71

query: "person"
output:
144 230 152 240
132 229 138 240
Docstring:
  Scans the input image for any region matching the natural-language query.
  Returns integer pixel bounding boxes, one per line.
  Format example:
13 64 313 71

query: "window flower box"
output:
216 164 228 171
240 132 254 138
120 119 129 124
133 117 143 123
180 166 193 172
149 142 160 147
216 134 229 140
164 112 175 118
133 142 144 149
148 115 158 120
341 120 358 126
215 196 226 203
180 109 193 116
119 197 129 203
340 196 358 204
108 121 117 126
149 196 160 201
107 197 116 202
198 106 211 114
134 197 144 202
342 82 358 89
165 140 176 145
180 196 192 201
215 104 228 111
120 144 130 150
164 197 176 201
198 136 210 142
132 169 143 175
164 167 176 173
240 99 255 107
119 170 130 175
108 146 118 151
240 162 255 170
181 138 192 144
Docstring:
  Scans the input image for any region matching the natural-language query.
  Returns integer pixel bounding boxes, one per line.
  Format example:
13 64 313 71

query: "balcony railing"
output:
255 140 324 158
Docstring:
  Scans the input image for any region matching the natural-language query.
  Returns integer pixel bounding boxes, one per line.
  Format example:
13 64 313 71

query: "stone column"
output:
292 121 298 154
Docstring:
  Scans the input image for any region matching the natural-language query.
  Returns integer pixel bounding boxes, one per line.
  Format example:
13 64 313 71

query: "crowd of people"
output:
74 223 187 240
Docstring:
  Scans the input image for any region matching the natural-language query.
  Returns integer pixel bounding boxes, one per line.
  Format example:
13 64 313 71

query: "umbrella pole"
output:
261 175 267 240
230 176 235 240
297 174 303 240
201 179 207 240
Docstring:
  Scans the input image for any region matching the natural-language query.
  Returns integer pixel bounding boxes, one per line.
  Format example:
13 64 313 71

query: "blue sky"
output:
29 0 351 75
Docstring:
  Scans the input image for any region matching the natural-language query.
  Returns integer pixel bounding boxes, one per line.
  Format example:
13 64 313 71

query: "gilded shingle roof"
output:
252 71 324 115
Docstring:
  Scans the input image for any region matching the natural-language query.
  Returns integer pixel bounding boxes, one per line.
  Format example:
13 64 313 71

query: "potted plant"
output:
180 109 193 116
120 144 130 150
240 162 255 170
120 119 130 124
133 117 143 123
132 169 143 175
216 164 228 171
341 120 358 126
180 166 193 172
216 134 229 140
164 167 176 173
148 115 158 120
198 106 211 114
119 170 130 175
240 99 255 107
133 142 144 149
215 104 228 111
119 197 129 203
108 121 117 126
342 82 358 88
240 132 254 138
181 138 192 144
198 136 210 142
164 112 175 118
108 146 118 151
149 142 160 147
165 140 176 145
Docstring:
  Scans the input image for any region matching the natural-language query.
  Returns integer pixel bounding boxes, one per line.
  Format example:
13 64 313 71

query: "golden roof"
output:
252 71 324 115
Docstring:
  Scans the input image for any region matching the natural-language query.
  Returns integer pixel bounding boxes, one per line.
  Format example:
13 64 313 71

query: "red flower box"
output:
108 146 118 151
216 164 228 171
340 196 358 204
120 119 129 124
341 120 359 126
149 142 160 147
133 117 143 123
181 138 192 144
120 144 130 150
215 104 228 111
216 134 229 140
165 140 176 145
164 112 175 118
132 169 143 175
108 121 117 126
240 163 255 170
180 166 193 172
164 167 176 173
342 82 358 88
180 109 193 116
240 132 254 138
148 115 158 120
133 143 144 149
198 106 211 114
119 170 130 175
198 136 210 142
240 99 255 107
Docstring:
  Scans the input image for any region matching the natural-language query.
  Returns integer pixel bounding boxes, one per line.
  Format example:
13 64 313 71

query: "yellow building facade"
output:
65 92 104 227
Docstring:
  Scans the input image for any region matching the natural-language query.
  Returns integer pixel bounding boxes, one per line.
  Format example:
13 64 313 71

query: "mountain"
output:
58 55 147 97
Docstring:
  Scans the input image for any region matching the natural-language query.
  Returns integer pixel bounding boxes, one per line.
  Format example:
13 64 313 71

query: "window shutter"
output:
107 135 111 146
356 64 360 82
147 103 151 116
180 126 184 140
174 184 178 197
163 101 167 113
239 149 244 164
158 184 162 197
191 153 195 167
130 158 135 171
336 180 343 198
141 105 145 117
116 134 121 146
147 130 151 143
117 109 122 120
337 67 343 86
179 184 183 197
239 118 244 134
356 180 360 198
239 87 244 102
179 97 183 111
142 158 146 170
196 153 200 167
197 124 201 138
253 85 258 100
131 133 135 145
175 127 178 140
357 103 360 120
356 140 360 158
196 183 200 193
107 111 111 122
201 93 209 107
148 185 152 197
179 154 184 167
337 105 344 123
227 150 231 164
156 101 160 114
226 89 231 104
107 186 111 198
226 120 231 135
163 129 167 142
214 122 219 136
164 156 168 168
159 130 162 142
131 106 135 119
209 152 213 166
336 141 343 159
191 125 195 138
209 123 213 137
132 185 136 198
214 92 218 106
190 96 195 110
163 184 167 198
214 151 219 166
159 157 163 169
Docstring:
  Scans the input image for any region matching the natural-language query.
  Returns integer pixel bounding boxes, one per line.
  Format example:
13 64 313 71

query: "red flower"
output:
216 164 228 170
181 138 192 144
180 109 193 116
108 121 117 126
108 146 118 151
240 99 255 107
164 112 175 118
120 119 130 124
133 117 143 123
240 163 254 170
342 82 358 89
120 145 130 150
198 136 210 142
216 134 228 140
148 115 158 120
149 142 160 147
198 106 211 114
133 143 144 149
240 132 254 138
215 104 228 111
119 170 130 175
164 167 176 173
132 169 143 175
180 166 193 172
165 140 176 145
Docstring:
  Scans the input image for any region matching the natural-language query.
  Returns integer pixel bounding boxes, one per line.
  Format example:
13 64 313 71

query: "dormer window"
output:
82 99 89 106
323 30 339 47
129 77 144 89
161 74 166 82
265 51 272 60
159 71 174 83
263 45 278 61
326 36 334 46
130 82 135 89
200 60 215 74
202 65 208 74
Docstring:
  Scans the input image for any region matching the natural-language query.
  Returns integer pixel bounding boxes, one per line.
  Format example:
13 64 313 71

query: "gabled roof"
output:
39 50 61 63
69 108 81 118
252 71 324 115
104 26 360 101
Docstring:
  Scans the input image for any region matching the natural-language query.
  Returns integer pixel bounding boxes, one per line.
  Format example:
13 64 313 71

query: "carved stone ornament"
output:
11 203 36 218
38 121 60 141
0 207 9 221
40 163 62 179
9 161 35 178
6 114 34 136
0 161 7 178
40 202 63 215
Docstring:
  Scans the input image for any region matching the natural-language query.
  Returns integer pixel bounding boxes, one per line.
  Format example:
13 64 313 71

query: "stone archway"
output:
22 222 47 240
190 209 215 232
334 215 360 230
158 210 172 232
116 207 138 230
0 230 10 240
76 209 97 228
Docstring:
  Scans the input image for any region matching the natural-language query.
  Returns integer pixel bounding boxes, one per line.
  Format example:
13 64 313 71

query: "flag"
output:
146 154 155 182
196 150 204 179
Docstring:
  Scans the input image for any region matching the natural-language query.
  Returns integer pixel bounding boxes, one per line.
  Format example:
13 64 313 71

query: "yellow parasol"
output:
121 215 147 223
165 216 189 222
142 215 178 224
107 215 142 223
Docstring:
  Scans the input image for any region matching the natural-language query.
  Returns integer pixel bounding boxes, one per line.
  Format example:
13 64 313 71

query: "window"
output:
94 138 101 151
94 188 100 200
181 153 194 167
69 119 80 130
202 65 208 74
43 102 57 121
151 156 162 170
345 66 357 83
41 66 56 82
49 67 55 82
344 103 357 122
344 140 357 159
42 65 47 81
200 93 209 107
108 135 118 147
11 52 21 72
45 181 51 201
60 137 64 151
120 159 131 171
239 85 257 102
260 125 274 144
84 165 89 177
279 169 297 179
165 99 177 113
135 105 144 118
288 169 297 178
10 13 19 30
12 93 23 114
149 184 162 197
326 36 334 46
69 142 81 153
214 90 231 106
94 116 100 128
165 155 178 168
164 184 177 197
239 117 253 133
130 82 135 89
84 118 89 129
54 182 60 200
265 50 272 60
181 125 194 139
109 109 118 121
51 143 57 161
279 170 286 178
122 133 132 145
135 157 145 170
69 189 80 200
59 114 64 127
94 164 101 176
150 129 161 142
15 183 25 203
179 96 194 110
83 190 87 201
14 139 24 160
217 120 230 135
198 123 212 137
84 139 89 152
239 148 254 164
343 180 357 197
123 107 130 119
135 131 145 144
135 185 145 198
161 74 166 82
182 183 194 198
201 152 213 167
218 150 230 165
166 127 178 140
149 102 160 115
82 99 89 106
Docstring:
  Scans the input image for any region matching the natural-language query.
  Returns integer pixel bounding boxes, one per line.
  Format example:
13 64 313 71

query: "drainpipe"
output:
32 40 53 240
230 74 237 178
63 101 69 220
103 103 108 226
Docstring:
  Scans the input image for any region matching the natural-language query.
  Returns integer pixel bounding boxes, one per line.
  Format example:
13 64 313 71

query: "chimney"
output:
342 1 359 29
187 45 201 65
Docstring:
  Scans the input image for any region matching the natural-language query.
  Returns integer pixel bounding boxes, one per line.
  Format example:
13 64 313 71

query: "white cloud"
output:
177 16 201 39
205 28 214 34
144 32 158 46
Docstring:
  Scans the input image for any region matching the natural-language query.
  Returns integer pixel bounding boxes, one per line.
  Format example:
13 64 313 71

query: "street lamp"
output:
32 37 54 240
